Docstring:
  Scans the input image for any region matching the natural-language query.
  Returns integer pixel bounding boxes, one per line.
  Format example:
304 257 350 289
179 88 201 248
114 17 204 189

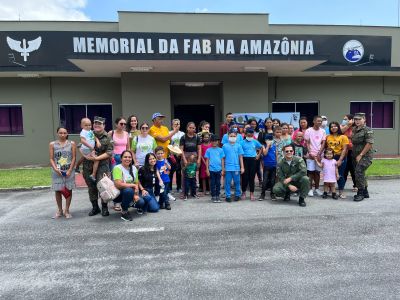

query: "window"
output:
350 101 394 129
272 101 319 125
0 105 23 135
59 104 113 134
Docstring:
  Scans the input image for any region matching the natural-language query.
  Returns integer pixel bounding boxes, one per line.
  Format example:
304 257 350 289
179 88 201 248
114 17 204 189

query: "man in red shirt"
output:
219 112 234 141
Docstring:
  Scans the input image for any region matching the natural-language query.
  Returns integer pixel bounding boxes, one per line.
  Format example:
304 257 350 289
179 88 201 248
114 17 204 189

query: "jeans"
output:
334 155 347 191
114 187 135 211
184 177 197 196
140 189 159 212
158 182 170 207
242 157 256 193
225 171 241 198
210 171 222 197
261 165 276 196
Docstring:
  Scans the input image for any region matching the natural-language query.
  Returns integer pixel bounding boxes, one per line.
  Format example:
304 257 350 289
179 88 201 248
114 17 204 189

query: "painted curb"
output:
0 186 87 193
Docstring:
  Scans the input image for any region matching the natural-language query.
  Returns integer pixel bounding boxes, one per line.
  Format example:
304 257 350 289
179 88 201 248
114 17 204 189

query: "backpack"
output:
97 173 120 202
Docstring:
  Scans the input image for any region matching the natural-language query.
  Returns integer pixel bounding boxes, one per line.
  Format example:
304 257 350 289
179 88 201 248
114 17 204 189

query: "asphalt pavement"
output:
0 180 400 300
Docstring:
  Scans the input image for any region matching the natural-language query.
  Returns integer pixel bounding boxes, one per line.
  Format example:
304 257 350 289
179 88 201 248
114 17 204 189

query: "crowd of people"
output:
49 111 375 221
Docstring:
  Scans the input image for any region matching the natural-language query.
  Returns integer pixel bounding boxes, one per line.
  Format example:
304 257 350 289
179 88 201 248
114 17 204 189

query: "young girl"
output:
317 148 339 199
199 132 212 196
49 126 76 219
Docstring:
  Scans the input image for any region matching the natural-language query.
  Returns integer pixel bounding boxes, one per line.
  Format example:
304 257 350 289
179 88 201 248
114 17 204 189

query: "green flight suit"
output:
352 125 374 189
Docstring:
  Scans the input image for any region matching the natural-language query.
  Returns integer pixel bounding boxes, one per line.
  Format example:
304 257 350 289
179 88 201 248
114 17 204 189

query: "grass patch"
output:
0 168 51 189
366 159 400 176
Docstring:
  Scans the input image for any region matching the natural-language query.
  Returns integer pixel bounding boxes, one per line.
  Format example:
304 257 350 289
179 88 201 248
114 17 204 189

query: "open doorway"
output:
174 104 215 132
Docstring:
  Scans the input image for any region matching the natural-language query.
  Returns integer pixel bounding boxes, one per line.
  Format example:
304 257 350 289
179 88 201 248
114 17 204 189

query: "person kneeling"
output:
272 144 310 207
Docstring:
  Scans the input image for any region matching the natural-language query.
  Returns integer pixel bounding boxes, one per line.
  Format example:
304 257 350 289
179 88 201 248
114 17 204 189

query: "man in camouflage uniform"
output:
352 112 374 201
82 116 114 216
273 144 310 207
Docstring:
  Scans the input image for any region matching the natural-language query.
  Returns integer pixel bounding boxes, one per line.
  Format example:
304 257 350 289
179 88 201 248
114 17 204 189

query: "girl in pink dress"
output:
317 148 339 199
199 132 212 196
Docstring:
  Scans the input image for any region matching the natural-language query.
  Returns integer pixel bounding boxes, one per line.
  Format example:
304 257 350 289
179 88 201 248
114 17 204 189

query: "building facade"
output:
0 12 399 166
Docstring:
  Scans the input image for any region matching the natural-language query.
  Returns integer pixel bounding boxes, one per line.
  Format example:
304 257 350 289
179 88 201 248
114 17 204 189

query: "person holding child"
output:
222 129 245 202
49 126 76 219
205 135 225 203
316 148 339 199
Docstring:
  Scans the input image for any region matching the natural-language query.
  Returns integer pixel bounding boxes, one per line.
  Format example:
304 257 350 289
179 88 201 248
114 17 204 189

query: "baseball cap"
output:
152 112 165 120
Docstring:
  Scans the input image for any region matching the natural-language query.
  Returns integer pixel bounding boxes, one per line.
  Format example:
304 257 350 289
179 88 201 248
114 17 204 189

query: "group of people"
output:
49 110 374 221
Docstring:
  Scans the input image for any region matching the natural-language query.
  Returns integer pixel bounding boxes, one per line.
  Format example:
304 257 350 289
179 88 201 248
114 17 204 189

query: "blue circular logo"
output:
343 40 364 63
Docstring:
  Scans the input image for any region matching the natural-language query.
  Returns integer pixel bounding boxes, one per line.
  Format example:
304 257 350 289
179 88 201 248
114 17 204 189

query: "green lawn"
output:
0 159 399 189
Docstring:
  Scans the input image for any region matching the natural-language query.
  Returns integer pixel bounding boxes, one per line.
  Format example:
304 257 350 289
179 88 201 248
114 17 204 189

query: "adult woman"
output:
180 122 201 198
340 114 357 192
49 126 76 219
113 150 150 221
280 123 292 145
197 121 213 142
169 119 185 193
258 117 274 143
108 117 129 166
351 112 374 201
272 118 281 128
131 122 157 167
127 115 140 147
138 153 160 212
326 122 349 198
292 116 309 146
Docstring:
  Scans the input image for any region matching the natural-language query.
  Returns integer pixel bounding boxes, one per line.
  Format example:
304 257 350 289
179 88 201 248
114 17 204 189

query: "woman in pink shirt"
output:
108 117 129 167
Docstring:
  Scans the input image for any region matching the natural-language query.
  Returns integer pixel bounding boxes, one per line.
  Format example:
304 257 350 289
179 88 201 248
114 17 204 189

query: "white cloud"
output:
195 8 209 13
0 0 90 21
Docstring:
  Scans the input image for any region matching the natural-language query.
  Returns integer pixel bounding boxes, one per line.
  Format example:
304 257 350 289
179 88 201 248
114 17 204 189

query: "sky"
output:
0 0 399 27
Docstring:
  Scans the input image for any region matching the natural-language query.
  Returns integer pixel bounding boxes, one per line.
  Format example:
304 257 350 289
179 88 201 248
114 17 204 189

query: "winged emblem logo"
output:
6 36 42 62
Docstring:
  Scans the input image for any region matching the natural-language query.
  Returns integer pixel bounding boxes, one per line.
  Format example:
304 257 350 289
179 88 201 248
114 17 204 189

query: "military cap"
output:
353 112 365 119
93 116 106 124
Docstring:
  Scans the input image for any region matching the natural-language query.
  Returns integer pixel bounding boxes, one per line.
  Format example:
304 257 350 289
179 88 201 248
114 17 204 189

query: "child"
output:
155 146 172 210
317 148 339 199
184 154 198 200
272 126 284 162
199 132 212 196
291 131 308 160
205 135 225 203
259 138 277 201
222 129 244 202
76 118 100 182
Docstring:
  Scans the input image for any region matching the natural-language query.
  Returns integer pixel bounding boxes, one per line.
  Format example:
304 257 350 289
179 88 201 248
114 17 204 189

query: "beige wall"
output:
269 76 400 155
0 78 121 166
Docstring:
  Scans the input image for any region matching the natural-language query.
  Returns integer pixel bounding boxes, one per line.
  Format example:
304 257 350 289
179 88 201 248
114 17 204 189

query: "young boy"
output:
291 131 308 160
222 129 244 202
205 135 225 203
76 118 100 182
155 146 172 210
184 154 198 200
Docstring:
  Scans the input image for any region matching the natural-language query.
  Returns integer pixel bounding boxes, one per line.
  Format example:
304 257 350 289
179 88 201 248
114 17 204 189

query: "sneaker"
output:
216 196 222 203
121 211 133 221
226 197 232 202
184 196 188 201
155 196 160 202
176 188 182 194
159 203 165 209
270 194 277 201
322 192 328 199
89 175 96 182
165 203 171 210
212 197 218 203
159 184 165 193
315 189 324 196
308 189 314 197
234 196 240 202
168 193 176 201
258 194 265 201
136 208 144 215
332 193 339 200
74 167 80 174
101 206 109 217
192 194 199 199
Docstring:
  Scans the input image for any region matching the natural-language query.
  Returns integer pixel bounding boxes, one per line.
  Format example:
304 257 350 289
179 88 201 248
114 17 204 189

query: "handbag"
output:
96 173 120 202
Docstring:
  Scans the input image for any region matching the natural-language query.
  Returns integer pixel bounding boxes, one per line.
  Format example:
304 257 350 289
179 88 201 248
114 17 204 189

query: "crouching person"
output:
272 144 310 207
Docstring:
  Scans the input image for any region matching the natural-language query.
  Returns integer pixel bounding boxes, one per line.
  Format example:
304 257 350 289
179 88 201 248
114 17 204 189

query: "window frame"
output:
58 103 113 135
272 100 320 113
350 100 395 130
0 104 24 136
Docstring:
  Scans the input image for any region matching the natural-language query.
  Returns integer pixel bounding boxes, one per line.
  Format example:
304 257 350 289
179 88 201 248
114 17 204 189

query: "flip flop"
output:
52 211 63 219
339 193 347 199
64 212 72 219
113 204 122 212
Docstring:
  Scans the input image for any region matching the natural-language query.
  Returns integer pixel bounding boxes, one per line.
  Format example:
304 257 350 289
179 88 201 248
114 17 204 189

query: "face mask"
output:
322 120 328 127
203 139 209 143
246 137 253 141
228 137 237 143
341 120 348 126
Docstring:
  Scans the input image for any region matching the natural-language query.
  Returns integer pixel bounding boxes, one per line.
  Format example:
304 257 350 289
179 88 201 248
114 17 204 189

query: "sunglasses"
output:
119 122 126 126
285 150 294 153
141 127 149 130
94 121 104 125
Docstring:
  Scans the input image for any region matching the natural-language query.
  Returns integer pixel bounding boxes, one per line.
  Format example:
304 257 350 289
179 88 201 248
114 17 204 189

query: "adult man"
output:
321 115 330 135
304 115 326 197
219 112 234 141
273 144 309 207
149 112 179 158
82 116 113 217
352 112 374 201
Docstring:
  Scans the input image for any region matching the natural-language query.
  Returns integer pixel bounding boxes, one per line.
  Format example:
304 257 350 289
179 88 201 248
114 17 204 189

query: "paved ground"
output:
1 181 400 300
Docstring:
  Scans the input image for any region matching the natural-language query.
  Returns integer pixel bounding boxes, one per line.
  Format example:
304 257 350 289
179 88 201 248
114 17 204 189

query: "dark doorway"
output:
174 105 215 133
272 102 319 126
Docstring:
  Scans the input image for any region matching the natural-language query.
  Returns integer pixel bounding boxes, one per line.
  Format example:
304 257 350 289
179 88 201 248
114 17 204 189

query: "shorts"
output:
80 147 94 157
306 159 322 172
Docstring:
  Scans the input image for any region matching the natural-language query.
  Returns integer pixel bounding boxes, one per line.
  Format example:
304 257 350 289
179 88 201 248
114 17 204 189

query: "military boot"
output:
353 189 365 202
364 187 370 198
88 201 101 216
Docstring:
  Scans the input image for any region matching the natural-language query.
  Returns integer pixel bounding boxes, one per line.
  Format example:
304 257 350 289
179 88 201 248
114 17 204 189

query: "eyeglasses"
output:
119 122 126 126
141 127 149 130
285 150 294 153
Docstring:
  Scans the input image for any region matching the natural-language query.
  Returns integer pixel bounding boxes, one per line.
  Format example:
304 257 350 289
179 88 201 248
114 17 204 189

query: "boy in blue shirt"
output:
205 135 225 203
240 127 263 200
155 146 172 210
222 129 244 202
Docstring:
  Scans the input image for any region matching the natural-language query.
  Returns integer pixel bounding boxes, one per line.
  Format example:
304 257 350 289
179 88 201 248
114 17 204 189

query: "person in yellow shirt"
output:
325 121 349 198
149 112 179 158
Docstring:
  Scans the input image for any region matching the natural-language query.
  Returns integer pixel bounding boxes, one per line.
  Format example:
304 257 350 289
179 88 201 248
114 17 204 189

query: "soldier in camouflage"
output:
82 116 114 216
352 112 374 201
